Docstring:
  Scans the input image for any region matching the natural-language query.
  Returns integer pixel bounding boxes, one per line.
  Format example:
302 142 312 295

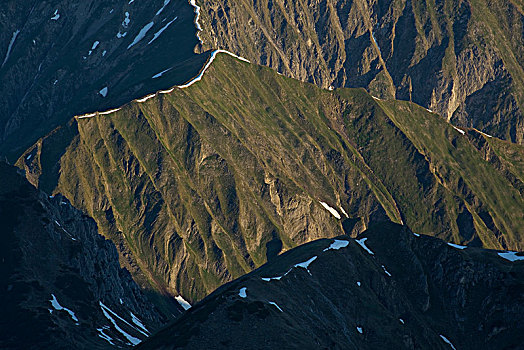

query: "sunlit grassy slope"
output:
18 52 524 301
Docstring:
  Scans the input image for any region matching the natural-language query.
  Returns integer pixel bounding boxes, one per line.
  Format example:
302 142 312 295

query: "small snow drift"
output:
323 239 349 251
355 237 374 255
175 296 192 310
498 251 524 262
319 201 341 219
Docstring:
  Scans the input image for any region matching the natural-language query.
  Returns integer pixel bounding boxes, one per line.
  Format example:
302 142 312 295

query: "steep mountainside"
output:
196 0 524 144
0 163 178 349
138 222 524 350
18 52 524 303
0 0 204 158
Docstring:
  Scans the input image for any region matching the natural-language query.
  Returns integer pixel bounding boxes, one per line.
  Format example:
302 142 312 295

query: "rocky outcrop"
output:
0 0 204 158
196 0 524 144
18 53 524 303
0 162 177 349
138 222 524 350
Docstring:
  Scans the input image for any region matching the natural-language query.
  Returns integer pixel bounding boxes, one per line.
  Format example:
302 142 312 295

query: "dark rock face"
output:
196 0 524 144
0 163 178 349
138 222 524 350
0 0 204 159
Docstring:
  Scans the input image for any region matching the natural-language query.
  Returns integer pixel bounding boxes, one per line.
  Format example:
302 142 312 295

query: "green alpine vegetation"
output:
196 0 524 144
18 52 524 302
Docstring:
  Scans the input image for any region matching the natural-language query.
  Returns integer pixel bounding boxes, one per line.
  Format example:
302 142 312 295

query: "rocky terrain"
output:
137 222 524 350
196 0 524 144
17 52 524 303
0 162 178 349
0 0 204 158
1 1 523 348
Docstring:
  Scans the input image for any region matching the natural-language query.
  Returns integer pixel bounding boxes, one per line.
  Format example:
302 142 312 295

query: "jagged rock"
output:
0 0 204 158
138 222 524 350
0 162 178 349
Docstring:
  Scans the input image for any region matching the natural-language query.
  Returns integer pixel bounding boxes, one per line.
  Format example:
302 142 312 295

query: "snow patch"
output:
123 12 130 27
152 67 172 78
99 301 144 344
261 276 283 282
97 327 115 345
447 243 467 250
355 237 374 255
453 126 465 135
117 31 127 38
189 0 203 44
268 301 283 312
498 251 524 262
91 41 100 50
356 281 361 287
381 265 392 277
238 287 247 298
371 31 381 56
50 294 79 324
26 154 32 160
177 50 250 89
413 232 420 237
319 201 341 220
127 22 155 49
294 256 318 275
130 312 149 334
99 87 108 97
137 94 156 103
319 201 341 219
99 108 121 115
148 17 178 44
356 326 363 334
2 29 20 68
51 9 60 20
439 335 457 350
339 206 349 218
155 0 170 16
175 295 192 310
323 239 349 251
399 318 405 324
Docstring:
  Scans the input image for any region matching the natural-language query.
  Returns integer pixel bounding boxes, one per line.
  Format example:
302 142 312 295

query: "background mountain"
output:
18 52 524 303
137 222 524 350
0 162 178 349
0 0 204 159
196 0 524 144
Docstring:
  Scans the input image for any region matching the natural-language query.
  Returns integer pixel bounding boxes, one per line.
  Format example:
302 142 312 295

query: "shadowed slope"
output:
137 222 524 350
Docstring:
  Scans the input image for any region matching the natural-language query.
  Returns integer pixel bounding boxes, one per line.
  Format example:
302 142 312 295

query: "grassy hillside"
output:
18 52 524 302
196 0 524 144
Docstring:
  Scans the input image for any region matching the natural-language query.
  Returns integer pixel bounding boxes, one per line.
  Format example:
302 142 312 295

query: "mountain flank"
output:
196 0 524 144
138 222 524 350
17 52 524 303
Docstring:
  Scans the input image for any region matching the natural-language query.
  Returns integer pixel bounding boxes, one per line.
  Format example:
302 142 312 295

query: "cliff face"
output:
0 0 204 158
138 222 524 350
0 163 177 349
18 53 524 303
196 0 524 144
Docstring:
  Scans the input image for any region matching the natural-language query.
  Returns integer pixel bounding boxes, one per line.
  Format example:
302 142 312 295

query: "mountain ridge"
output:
17 52 524 303
137 222 524 350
